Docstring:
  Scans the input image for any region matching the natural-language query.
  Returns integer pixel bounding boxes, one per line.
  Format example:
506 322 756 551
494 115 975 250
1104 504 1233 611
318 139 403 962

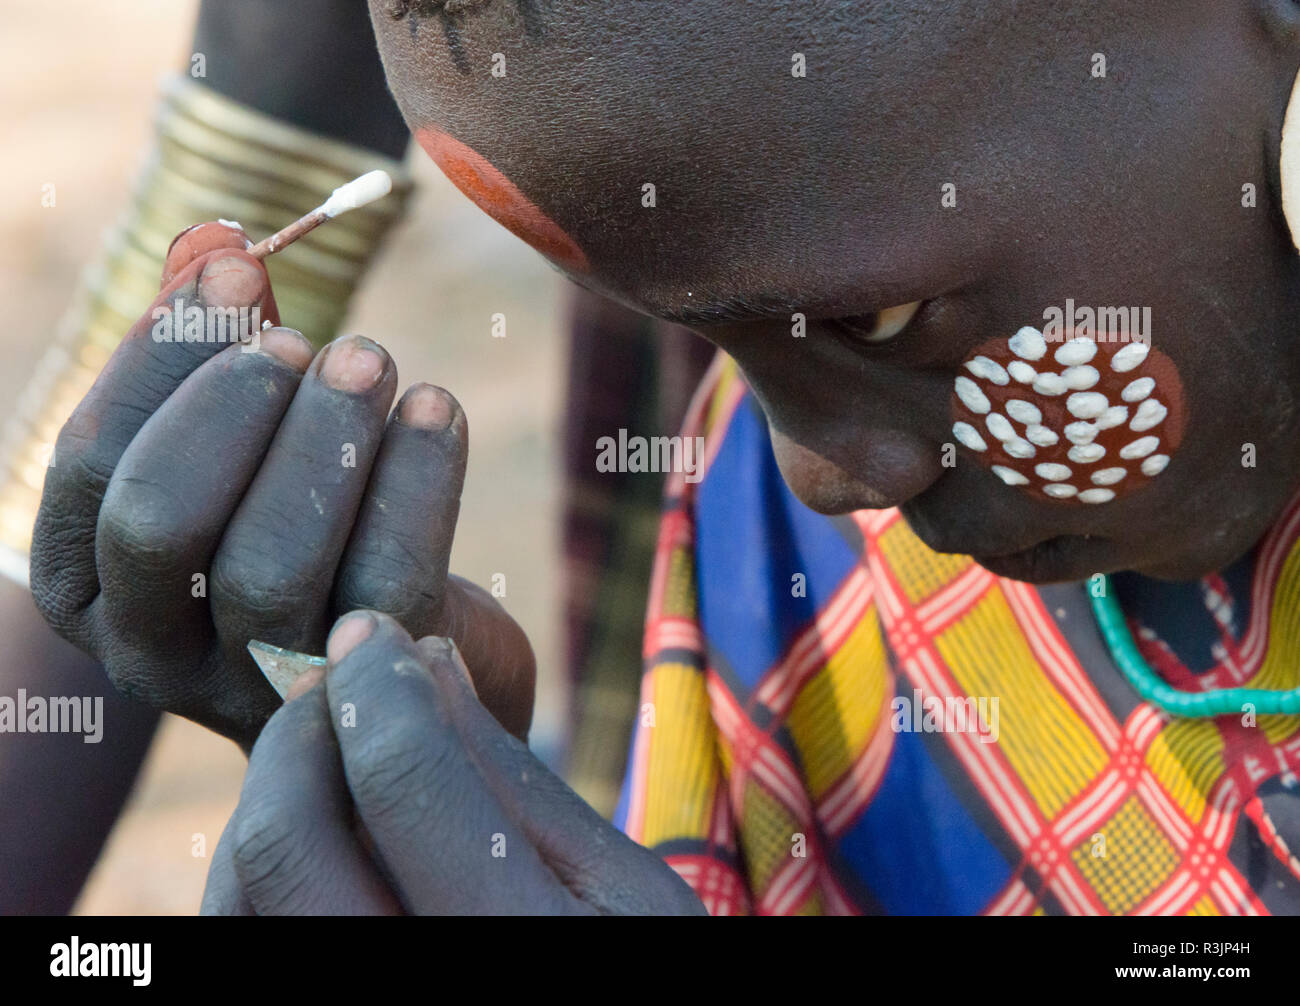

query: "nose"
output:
768 424 944 514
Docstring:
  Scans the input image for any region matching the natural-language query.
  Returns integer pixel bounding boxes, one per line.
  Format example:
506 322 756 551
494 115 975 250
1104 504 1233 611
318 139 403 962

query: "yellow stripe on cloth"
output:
640 661 722 849
934 587 1109 818
1143 718 1225 825
786 608 890 800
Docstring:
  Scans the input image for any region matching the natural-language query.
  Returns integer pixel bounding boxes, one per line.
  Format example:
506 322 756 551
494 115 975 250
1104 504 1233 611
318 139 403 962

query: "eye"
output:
827 301 922 344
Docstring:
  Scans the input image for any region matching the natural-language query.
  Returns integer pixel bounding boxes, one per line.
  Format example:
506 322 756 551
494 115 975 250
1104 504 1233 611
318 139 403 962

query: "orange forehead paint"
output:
415 127 589 272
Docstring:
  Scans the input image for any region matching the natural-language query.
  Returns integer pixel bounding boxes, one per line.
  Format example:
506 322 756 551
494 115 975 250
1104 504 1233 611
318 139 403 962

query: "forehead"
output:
370 2 1227 315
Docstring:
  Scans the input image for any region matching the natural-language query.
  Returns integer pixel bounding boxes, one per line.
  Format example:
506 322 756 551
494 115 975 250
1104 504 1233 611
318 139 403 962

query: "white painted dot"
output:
1005 399 1042 426
952 422 987 452
1043 483 1078 499
1129 399 1167 433
986 413 1016 441
1068 443 1106 464
965 356 1010 385
992 465 1029 486
1008 326 1048 361
1120 436 1160 460
1035 463 1072 482
1054 337 1098 367
1121 377 1155 403
954 376 991 414
1032 372 1068 396
1078 488 1116 504
1094 405 1129 430
1004 438 1037 459
1062 365 1100 390
1064 422 1098 445
1025 424 1059 447
1007 361 1037 384
1067 392 1109 419
1091 467 1128 486
1110 341 1150 372
1140 454 1170 476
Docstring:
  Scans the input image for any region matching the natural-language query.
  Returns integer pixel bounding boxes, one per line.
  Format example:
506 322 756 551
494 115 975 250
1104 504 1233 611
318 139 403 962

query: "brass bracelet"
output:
0 76 413 581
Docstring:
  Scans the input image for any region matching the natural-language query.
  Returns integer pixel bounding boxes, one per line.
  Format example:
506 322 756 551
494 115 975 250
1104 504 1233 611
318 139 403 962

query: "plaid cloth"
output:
616 356 1300 915
561 288 713 814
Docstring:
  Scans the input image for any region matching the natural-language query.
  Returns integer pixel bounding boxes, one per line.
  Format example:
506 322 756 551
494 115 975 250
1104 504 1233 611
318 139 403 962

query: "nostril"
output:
769 426 944 515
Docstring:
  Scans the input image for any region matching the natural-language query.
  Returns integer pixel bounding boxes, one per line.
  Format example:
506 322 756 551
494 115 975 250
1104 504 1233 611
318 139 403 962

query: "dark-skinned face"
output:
370 0 1300 583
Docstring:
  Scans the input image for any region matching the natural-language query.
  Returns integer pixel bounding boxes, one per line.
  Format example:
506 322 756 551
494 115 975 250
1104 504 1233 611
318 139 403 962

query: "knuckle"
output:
230 798 309 894
96 476 193 565
346 722 449 818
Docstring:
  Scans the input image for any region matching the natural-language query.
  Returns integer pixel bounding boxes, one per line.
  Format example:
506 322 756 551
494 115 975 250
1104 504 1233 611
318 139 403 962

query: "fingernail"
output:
284 666 325 701
319 335 388 393
198 255 264 308
424 636 477 696
327 611 375 663
398 383 456 430
257 327 314 372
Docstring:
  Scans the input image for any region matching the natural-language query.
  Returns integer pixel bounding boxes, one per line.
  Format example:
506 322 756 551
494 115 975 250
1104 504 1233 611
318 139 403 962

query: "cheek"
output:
414 127 589 272
950 327 1186 505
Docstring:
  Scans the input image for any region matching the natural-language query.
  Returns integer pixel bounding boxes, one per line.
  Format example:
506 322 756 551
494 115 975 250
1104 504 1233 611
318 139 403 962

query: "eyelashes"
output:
826 301 923 345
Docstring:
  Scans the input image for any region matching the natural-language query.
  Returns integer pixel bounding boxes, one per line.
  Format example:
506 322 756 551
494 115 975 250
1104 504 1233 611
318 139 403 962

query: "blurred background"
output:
2 0 572 913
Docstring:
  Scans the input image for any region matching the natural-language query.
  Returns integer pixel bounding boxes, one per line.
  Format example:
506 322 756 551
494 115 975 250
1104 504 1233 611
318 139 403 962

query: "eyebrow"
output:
657 290 809 326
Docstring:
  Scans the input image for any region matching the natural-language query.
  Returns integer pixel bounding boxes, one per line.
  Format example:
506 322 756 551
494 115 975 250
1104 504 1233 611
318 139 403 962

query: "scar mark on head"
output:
416 127 589 272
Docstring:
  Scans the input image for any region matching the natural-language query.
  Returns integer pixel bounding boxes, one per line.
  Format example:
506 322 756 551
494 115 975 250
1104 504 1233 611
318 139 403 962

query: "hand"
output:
201 611 705 915
30 223 534 748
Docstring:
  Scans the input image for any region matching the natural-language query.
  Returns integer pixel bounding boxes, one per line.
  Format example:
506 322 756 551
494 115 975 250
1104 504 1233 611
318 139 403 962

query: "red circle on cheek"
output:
950 331 1186 505
415 127 590 273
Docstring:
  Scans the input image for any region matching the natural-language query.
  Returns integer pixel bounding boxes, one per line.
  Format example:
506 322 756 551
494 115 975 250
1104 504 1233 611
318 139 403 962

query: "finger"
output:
200 817 255 916
32 229 277 640
89 328 314 729
225 672 401 916
333 384 466 635
209 335 397 657
330 385 533 738
414 637 706 915
324 612 584 915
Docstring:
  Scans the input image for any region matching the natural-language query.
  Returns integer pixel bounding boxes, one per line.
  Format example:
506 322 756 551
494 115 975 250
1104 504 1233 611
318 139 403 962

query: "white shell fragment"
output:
1129 399 1167 433
1064 422 1099 445
1140 454 1170 476
1068 443 1106 464
953 422 988 452
1078 488 1116 504
1008 361 1037 384
1062 365 1100 390
1032 372 1068 396
1054 338 1098 367
1094 405 1129 430
1043 483 1078 499
1066 392 1109 419
1091 467 1128 486
986 413 1016 441
965 356 1010 385
1110 342 1150 373
1121 377 1155 403
1008 326 1048 361
1025 424 1059 447
992 465 1029 486
1005 399 1042 426
954 376 991 414
1004 438 1037 459
1120 436 1160 460
1035 463 1072 482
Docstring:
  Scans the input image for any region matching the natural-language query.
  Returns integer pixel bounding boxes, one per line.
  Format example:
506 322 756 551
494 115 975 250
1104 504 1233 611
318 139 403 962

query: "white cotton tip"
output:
319 169 394 219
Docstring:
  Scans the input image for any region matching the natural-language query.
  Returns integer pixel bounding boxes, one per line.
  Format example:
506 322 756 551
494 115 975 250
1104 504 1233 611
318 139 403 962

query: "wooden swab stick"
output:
247 169 393 260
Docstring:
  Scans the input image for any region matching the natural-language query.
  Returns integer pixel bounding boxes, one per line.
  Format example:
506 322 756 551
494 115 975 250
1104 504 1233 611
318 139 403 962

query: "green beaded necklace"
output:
1089 574 1300 717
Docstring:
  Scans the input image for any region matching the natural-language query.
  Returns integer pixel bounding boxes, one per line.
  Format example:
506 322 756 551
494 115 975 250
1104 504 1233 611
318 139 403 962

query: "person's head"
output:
370 0 1300 583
